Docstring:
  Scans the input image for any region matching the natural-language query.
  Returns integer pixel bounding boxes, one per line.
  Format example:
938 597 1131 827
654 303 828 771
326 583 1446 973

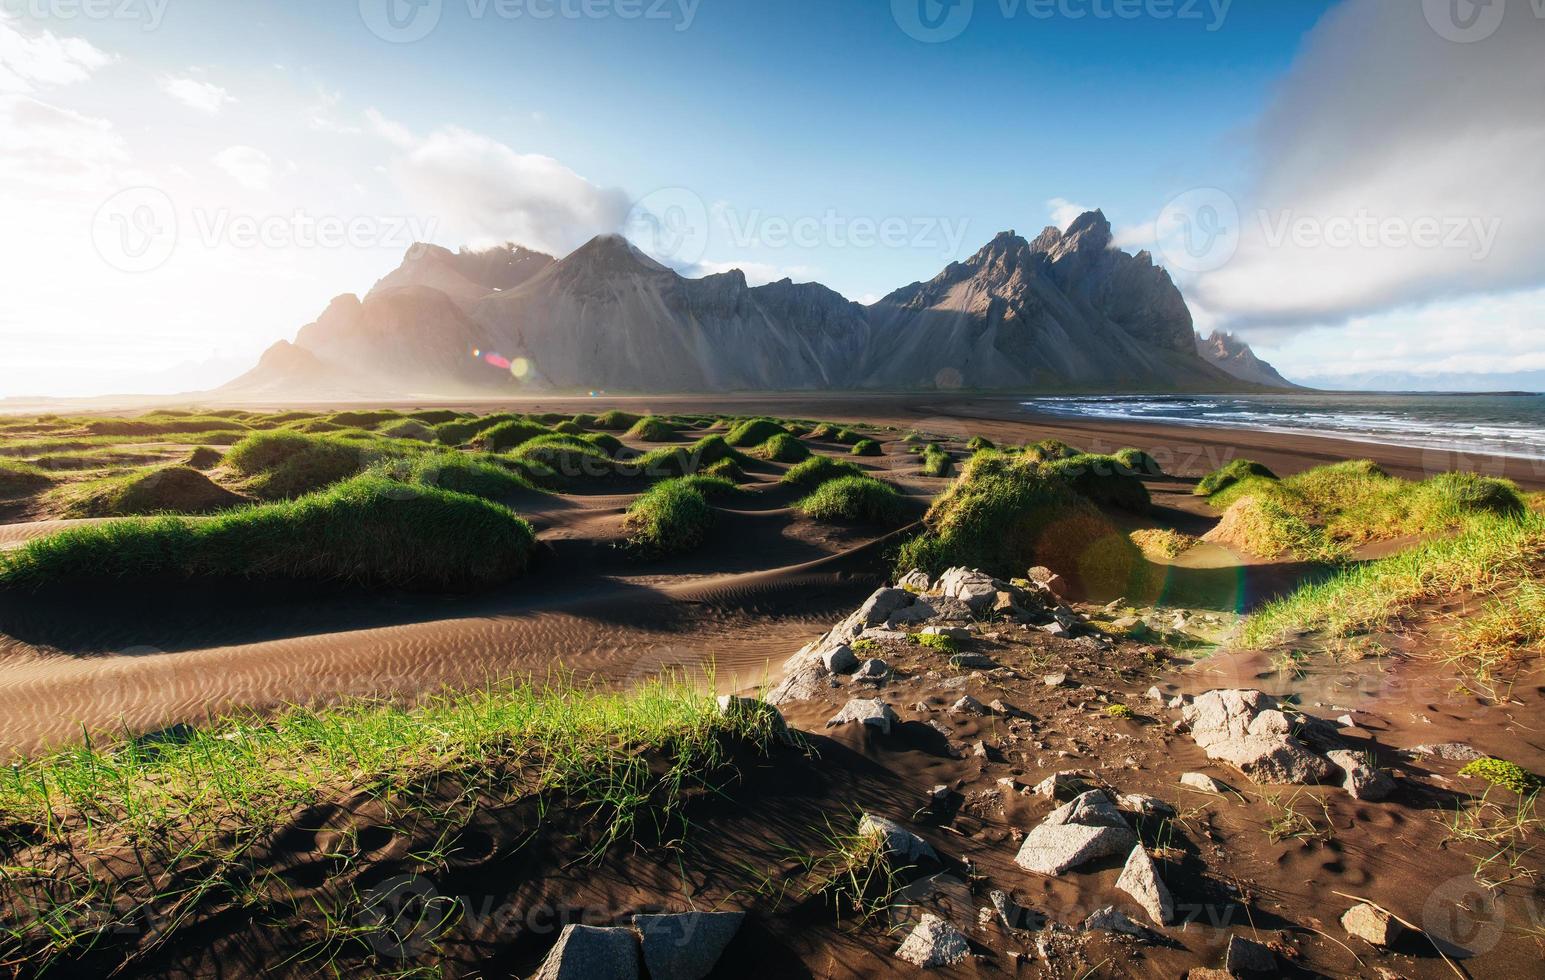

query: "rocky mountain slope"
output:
1195 330 1298 388
223 211 1281 397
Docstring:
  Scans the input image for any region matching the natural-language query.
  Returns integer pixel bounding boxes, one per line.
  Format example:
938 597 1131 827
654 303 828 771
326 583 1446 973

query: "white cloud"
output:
0 95 127 187
371 112 631 256
0 14 113 92
1188 0 1545 334
159 75 233 114
211 145 274 190
1046 197 1090 230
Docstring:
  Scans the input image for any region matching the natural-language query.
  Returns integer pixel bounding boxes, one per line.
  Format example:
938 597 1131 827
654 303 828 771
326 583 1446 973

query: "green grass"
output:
1043 453 1151 511
725 418 788 448
0 474 536 592
849 439 883 457
552 420 584 435
379 418 438 441
623 478 715 556
0 677 783 973
1025 439 1079 462
372 452 540 500
912 632 959 655
1130 528 1198 560
224 431 381 499
594 410 642 431
626 416 677 441
921 443 951 477
628 435 748 479
1451 578 1545 675
754 433 811 463
780 455 866 490
966 436 994 452
702 457 747 483
795 476 906 525
470 419 553 452
432 413 521 446
571 412 598 427
79 415 251 437
1113 447 1164 476
1459 758 1542 795
0 458 52 498
321 410 403 429
1196 458 1277 497
50 465 251 517
670 475 742 499
1240 509 1545 648
889 448 1130 581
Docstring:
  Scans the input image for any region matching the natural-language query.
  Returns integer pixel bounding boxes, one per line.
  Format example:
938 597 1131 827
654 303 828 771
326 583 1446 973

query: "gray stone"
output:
1183 690 1334 785
1032 770 1097 799
1043 672 1069 687
1145 686 1165 703
1115 845 1174 926
858 813 937 863
1225 934 1275 974
897 568 932 593
1117 793 1176 818
1083 905 1146 937
854 658 891 680
1040 622 1069 637
1180 772 1232 794
821 644 859 674
764 659 834 706
936 567 1001 616
886 598 937 626
1043 790 1127 830
1014 823 1136 876
1406 742 1486 762
949 653 996 669
534 924 639 980
856 587 915 628
859 627 908 642
1341 902 1403 947
988 889 1036 932
826 699 899 734
1027 565 1069 598
989 698 1023 717
632 912 744 980
1326 749 1396 802
921 625 972 640
894 913 970 968
951 694 986 714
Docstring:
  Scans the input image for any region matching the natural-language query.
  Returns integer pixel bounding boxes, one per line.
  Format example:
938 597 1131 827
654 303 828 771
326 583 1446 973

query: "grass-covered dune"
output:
53 465 252 518
796 475 906 525
920 443 951 477
224 431 381 499
623 477 715 556
0 475 536 592
0 459 52 498
753 432 811 463
626 416 677 441
725 418 788 447
780 455 866 489
1042 453 1151 512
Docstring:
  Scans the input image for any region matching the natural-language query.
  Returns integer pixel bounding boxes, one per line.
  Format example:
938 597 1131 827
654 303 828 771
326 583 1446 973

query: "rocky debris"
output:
859 627 908 642
631 912 744 980
936 567 1000 616
987 889 1038 932
1117 793 1176 818
1224 935 1275 974
1144 686 1165 703
534 924 640 980
1027 565 1069 598
855 658 891 680
1406 742 1485 762
895 913 970 968
765 657 835 706
1083 905 1147 937
859 813 937 863
1040 622 1070 637
952 695 986 714
1044 672 1069 687
1033 770 1098 800
1341 903 1403 947
822 644 859 674
897 568 931 593
1015 791 1136 875
928 784 951 806
1180 772 1232 794
989 698 1024 717
921 625 972 640
1181 690 1335 785
827 699 898 734
1325 750 1396 802
1115 845 1174 926
714 696 795 746
949 653 996 669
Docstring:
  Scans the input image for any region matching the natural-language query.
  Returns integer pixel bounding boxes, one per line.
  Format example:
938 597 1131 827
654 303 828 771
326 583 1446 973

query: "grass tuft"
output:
623 479 715 556
795 476 906 525
781 455 866 490
1196 458 1277 497
754 433 811 463
849 439 883 457
53 465 251 517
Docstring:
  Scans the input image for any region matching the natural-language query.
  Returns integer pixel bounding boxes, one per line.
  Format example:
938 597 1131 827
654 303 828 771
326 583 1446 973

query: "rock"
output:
856 587 915 628
859 628 908 642
1145 686 1165 703
1015 822 1135 875
937 567 1000 616
894 913 970 968
1027 566 1069 598
1224 935 1275 974
988 890 1037 932
928 784 951 805
1167 695 1187 710
1180 772 1232 794
826 699 899 734
858 813 937 863
1115 845 1174 926
1341 902 1403 947
1052 606 1080 629
1032 770 1097 800
1040 622 1069 637
1043 672 1069 687
921 625 972 640
1083 905 1146 937
1043 790 1125 828
989 698 1022 717
897 568 932 593
1182 690 1334 785
855 658 891 680
1406 742 1486 762
971 740 992 759
886 598 937 626
765 659 834 706
632 912 744 980
534 924 639 980
1325 749 1396 802
714 696 794 746
822 644 859 674
1117 793 1176 818
952 695 986 714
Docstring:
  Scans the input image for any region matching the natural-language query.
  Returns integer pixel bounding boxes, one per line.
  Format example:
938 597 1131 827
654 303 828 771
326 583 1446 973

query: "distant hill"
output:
1195 330 1299 388
222 210 1283 397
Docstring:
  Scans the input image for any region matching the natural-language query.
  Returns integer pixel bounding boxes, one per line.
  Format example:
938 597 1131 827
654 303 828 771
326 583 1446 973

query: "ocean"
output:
1022 393 1545 461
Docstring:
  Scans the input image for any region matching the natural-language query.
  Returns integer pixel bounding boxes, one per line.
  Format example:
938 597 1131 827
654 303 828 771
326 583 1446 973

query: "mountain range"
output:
222 210 1293 396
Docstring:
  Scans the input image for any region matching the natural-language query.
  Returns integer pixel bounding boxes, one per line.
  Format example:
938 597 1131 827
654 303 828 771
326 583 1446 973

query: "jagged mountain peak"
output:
1196 330 1297 388
557 233 673 277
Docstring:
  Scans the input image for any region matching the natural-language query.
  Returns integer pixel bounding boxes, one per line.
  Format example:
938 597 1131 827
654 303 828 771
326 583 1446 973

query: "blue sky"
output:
1 0 1541 394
